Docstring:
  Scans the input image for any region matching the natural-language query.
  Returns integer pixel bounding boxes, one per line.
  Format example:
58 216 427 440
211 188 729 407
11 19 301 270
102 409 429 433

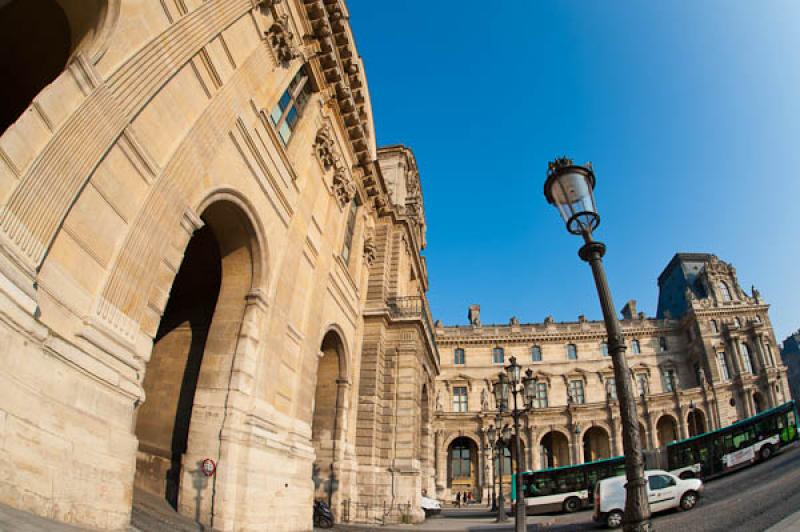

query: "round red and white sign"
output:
201 458 216 477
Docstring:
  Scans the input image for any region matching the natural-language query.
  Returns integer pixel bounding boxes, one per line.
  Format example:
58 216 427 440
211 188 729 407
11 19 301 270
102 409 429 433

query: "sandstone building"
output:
0 0 437 530
433 254 790 501
780 329 800 402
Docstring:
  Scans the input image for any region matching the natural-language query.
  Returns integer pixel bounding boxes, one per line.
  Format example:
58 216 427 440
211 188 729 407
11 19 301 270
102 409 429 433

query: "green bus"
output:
667 400 798 479
512 400 798 514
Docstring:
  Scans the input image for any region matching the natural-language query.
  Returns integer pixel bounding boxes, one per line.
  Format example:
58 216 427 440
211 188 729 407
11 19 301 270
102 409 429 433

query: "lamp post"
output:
490 414 508 522
487 425 497 511
544 157 651 532
494 357 538 532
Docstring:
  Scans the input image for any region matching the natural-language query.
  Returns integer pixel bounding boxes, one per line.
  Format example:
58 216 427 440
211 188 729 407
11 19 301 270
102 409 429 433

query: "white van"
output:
593 470 703 528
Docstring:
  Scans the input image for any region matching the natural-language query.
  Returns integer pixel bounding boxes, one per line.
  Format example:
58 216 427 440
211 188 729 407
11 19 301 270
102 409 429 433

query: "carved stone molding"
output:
332 168 356 207
265 14 299 66
313 125 338 171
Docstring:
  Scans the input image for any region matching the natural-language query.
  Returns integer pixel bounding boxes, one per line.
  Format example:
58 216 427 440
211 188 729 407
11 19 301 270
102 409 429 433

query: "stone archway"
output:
133 199 262 525
540 431 570 469
0 0 111 134
687 409 706 437
312 329 348 505
656 415 679 447
448 436 479 500
582 426 611 463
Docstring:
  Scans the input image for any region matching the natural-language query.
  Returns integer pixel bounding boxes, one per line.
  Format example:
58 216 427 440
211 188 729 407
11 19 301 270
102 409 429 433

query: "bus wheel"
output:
563 497 581 513
606 510 623 529
760 445 774 461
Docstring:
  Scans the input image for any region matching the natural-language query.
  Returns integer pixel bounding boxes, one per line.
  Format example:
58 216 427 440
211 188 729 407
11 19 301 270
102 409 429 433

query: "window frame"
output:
631 339 641 355
566 344 578 360
568 379 585 404
659 336 668 352
535 382 548 408
601 342 609 357
531 345 542 362
492 347 505 365
454 347 466 365
268 67 312 146
452 386 468 413
719 281 732 302
717 351 730 381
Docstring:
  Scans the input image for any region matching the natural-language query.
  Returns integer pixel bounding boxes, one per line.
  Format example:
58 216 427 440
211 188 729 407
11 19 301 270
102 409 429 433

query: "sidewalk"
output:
766 510 800 532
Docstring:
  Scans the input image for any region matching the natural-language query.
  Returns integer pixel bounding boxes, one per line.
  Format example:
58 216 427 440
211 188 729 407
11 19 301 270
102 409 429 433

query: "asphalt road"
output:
537 442 800 531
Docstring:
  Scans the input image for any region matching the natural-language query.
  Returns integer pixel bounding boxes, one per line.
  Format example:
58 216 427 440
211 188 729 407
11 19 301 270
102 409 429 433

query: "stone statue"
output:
509 316 519 326
435 391 443 412
481 388 489 411
752 285 761 299
468 304 481 326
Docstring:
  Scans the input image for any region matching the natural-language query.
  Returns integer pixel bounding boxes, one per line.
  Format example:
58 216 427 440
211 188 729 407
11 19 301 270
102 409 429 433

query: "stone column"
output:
435 431 446 492
728 338 743 376
742 388 755 418
677 403 689 440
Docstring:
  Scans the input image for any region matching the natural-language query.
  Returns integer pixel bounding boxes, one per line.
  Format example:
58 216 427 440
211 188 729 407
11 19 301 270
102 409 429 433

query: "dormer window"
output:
719 281 732 302
269 67 312 145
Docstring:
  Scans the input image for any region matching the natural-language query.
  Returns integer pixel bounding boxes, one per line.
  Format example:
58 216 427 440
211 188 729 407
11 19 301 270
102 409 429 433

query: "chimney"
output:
621 300 638 320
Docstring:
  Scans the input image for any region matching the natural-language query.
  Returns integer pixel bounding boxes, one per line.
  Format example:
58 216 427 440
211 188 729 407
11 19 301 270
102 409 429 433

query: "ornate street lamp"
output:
495 357 540 532
544 157 651 532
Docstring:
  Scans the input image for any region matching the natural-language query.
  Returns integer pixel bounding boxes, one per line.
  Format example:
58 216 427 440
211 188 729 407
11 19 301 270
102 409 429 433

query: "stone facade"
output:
432 254 790 502
0 1 436 530
781 330 800 402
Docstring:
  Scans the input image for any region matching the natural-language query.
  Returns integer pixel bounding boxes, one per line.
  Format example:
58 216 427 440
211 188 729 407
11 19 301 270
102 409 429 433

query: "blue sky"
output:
347 1 800 341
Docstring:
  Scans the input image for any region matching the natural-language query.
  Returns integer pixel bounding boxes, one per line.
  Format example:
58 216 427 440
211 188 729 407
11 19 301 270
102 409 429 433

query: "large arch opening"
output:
540 431 570 469
687 409 706 437
656 415 679 447
582 426 611 463
133 200 259 523
312 330 346 504
448 436 479 500
0 0 108 134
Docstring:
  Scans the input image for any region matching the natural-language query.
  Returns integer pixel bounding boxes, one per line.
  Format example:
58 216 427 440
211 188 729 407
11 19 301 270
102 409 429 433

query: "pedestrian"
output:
455 491 461 507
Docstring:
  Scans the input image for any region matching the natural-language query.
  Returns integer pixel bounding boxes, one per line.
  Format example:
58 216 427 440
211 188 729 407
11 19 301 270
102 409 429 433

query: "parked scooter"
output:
313 500 334 529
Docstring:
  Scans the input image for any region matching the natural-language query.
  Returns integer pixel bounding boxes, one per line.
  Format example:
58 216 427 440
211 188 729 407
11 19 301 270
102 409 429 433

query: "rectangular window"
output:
340 199 358 263
632 340 641 355
454 348 465 365
740 343 754 374
659 337 668 352
765 343 774 367
601 342 609 357
452 386 468 412
606 378 617 401
710 320 719 333
531 346 542 362
493 347 505 364
566 344 578 360
269 68 312 145
535 382 548 408
717 352 730 381
663 369 676 392
568 380 585 404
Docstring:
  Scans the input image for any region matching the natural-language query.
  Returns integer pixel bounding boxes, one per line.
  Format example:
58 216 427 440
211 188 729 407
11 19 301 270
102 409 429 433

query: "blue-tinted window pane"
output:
567 344 577 360
269 102 283 125
285 106 299 129
531 346 542 362
278 120 291 144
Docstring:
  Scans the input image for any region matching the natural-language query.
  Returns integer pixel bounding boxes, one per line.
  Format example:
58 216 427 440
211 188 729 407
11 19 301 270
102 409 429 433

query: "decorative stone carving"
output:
265 14 299 66
313 126 338 171
468 304 481 327
362 236 376 266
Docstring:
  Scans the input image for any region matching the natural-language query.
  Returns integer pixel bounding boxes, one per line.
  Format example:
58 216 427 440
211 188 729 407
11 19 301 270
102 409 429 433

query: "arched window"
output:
531 345 542 362
719 281 732 302
492 347 504 364
600 342 609 357
659 337 668 352
454 348 465 365
566 344 578 360
631 339 641 355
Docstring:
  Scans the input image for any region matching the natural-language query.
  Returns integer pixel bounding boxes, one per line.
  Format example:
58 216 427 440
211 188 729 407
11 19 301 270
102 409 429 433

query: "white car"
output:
593 470 703 529
420 496 442 517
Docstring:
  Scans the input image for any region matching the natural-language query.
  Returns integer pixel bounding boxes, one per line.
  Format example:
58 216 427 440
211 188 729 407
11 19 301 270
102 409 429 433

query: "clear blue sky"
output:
347 0 800 341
